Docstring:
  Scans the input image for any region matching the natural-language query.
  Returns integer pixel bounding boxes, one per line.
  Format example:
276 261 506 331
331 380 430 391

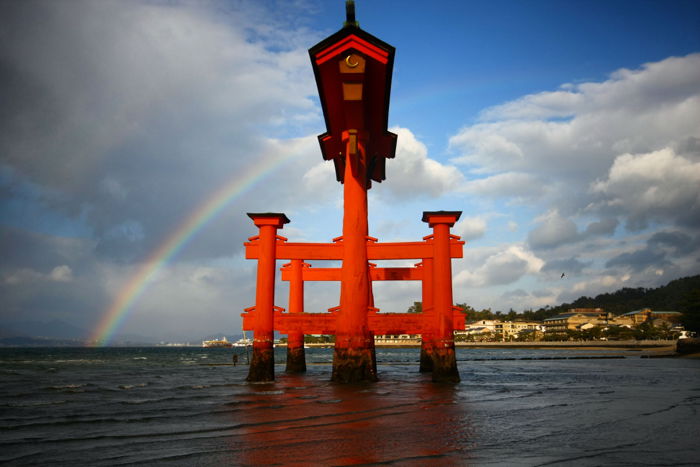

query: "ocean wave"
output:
3 399 68 408
118 383 147 390
51 359 106 364
122 399 158 405
46 384 87 390
248 390 284 395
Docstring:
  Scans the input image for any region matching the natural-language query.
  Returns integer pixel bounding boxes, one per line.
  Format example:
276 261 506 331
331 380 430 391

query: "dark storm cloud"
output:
527 213 578 250
527 213 618 251
542 256 589 275
647 230 697 256
531 289 553 298
0 226 93 272
0 0 333 338
605 230 699 270
0 226 107 329
0 0 321 263
605 248 668 270
502 289 528 299
583 218 618 237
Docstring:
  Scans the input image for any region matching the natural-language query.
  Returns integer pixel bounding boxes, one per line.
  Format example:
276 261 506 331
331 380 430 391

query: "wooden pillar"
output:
246 213 289 382
285 259 307 373
423 211 461 383
332 129 377 383
419 258 435 373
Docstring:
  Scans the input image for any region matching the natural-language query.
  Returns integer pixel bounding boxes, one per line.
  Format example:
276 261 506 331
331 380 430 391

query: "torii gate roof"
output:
309 24 397 185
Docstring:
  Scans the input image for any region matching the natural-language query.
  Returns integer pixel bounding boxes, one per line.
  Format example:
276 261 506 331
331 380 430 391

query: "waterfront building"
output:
544 309 608 333
374 334 421 345
462 320 543 341
500 321 543 339
466 320 500 333
613 308 681 327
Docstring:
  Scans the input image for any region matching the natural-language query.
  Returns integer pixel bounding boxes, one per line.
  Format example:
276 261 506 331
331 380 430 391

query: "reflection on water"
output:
235 370 474 465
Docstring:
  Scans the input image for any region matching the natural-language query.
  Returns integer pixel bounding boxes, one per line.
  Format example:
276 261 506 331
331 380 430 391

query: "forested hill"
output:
518 274 700 322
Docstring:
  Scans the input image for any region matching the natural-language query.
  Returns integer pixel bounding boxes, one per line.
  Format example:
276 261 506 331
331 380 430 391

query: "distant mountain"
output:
5 319 88 340
0 325 20 338
560 275 700 314
0 335 88 347
520 275 700 330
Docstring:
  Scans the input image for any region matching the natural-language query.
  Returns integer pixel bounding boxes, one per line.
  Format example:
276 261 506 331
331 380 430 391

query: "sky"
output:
1 0 699 343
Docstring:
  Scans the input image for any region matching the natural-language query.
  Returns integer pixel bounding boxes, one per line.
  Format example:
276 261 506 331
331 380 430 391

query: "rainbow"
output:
90 141 303 345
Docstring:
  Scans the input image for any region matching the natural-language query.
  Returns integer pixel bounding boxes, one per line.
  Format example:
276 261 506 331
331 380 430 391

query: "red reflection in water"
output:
230 372 474 465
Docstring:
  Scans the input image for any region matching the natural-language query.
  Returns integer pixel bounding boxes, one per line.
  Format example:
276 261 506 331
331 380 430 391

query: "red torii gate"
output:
243 211 465 383
242 3 465 383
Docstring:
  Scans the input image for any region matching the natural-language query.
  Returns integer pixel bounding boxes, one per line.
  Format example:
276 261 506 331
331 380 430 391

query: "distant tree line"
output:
541 321 681 341
454 321 681 343
407 275 700 333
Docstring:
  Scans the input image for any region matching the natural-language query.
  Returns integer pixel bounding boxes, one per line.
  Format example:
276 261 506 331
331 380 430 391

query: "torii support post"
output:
419 258 434 373
309 5 396 383
332 130 377 383
246 213 290 383
423 211 462 383
285 259 307 373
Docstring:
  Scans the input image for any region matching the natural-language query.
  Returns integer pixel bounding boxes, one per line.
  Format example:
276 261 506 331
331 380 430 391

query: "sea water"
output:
1 347 698 466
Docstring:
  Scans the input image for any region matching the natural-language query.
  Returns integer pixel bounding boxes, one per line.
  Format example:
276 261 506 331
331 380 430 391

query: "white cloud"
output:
3 268 43 285
590 147 700 229
378 127 464 199
499 288 560 311
455 244 544 287
448 53 700 304
571 274 631 295
3 265 73 284
449 53 700 211
481 90 584 121
527 210 578 250
49 265 73 282
480 54 700 123
302 161 337 198
455 217 487 241
460 172 545 199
